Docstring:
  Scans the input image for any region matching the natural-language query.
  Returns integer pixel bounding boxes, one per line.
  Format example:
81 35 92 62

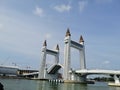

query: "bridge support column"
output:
78 76 86 83
69 70 87 83
63 29 71 81
79 36 86 70
114 75 120 84
38 40 47 79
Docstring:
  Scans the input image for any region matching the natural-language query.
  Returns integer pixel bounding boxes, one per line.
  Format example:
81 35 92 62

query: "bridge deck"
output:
75 69 120 75
47 64 61 74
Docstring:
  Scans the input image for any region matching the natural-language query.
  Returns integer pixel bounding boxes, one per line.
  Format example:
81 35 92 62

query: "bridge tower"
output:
38 40 59 79
63 29 86 82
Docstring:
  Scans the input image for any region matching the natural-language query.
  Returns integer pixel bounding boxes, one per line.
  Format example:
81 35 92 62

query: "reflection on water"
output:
1 79 120 90
36 81 120 90
63 83 87 90
37 81 46 90
37 81 62 90
108 85 120 90
36 81 87 90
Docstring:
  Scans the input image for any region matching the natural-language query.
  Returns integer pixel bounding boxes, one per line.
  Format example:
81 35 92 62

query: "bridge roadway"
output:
23 69 120 77
75 69 120 75
22 64 62 76
47 64 61 74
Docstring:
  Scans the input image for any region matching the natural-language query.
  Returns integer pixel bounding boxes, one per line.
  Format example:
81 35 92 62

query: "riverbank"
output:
0 76 32 80
108 82 120 87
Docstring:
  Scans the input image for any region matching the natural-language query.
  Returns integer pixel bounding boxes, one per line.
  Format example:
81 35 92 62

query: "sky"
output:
0 0 120 70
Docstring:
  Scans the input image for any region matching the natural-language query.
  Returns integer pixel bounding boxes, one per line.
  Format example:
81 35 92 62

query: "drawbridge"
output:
22 64 61 78
38 40 61 80
47 64 61 74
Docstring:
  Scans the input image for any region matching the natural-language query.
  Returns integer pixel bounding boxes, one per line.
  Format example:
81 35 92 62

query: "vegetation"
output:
90 77 114 82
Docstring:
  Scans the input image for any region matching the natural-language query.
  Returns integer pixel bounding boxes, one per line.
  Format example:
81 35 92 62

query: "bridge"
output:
25 29 120 84
68 69 120 84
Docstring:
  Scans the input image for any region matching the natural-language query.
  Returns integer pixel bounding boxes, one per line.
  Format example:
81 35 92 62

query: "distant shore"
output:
0 76 32 80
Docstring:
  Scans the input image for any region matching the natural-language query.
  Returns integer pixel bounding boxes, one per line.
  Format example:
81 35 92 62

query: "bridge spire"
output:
65 28 71 37
79 35 84 44
56 44 59 50
43 40 47 46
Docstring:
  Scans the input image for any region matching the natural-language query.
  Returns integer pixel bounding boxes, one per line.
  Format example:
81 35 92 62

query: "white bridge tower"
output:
38 40 59 79
63 29 86 81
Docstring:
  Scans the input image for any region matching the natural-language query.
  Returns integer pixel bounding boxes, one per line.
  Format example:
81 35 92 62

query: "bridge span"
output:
75 69 120 75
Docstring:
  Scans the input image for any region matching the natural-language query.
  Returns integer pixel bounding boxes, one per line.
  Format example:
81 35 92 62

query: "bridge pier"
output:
114 75 120 84
108 75 120 86
78 76 86 83
64 75 86 83
63 69 87 83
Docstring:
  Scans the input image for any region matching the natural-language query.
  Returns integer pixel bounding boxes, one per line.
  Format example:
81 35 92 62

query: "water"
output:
0 78 120 90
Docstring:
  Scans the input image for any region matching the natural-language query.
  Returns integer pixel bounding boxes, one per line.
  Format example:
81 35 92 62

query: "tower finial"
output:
43 40 47 46
65 28 71 37
56 44 59 50
79 35 84 43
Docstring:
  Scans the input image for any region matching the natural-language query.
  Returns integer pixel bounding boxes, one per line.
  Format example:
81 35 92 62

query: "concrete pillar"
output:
79 36 86 69
55 44 59 64
79 47 86 69
114 75 120 84
63 29 71 80
79 76 86 83
38 40 47 79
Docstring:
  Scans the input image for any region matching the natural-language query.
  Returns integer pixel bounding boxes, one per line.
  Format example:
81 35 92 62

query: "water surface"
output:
0 79 120 90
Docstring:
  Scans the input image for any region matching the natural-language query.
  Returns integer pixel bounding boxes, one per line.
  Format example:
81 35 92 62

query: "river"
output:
0 78 120 90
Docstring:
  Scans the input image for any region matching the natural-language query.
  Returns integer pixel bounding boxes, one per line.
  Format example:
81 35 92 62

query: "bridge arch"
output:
63 29 86 81
38 40 59 79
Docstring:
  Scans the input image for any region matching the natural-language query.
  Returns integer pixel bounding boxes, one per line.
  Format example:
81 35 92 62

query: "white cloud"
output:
33 6 44 17
45 33 52 39
79 1 88 12
103 60 110 64
54 4 71 13
78 0 112 12
0 23 3 29
95 0 112 3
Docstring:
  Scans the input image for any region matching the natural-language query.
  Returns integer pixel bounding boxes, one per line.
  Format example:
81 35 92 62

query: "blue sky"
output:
0 0 120 70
